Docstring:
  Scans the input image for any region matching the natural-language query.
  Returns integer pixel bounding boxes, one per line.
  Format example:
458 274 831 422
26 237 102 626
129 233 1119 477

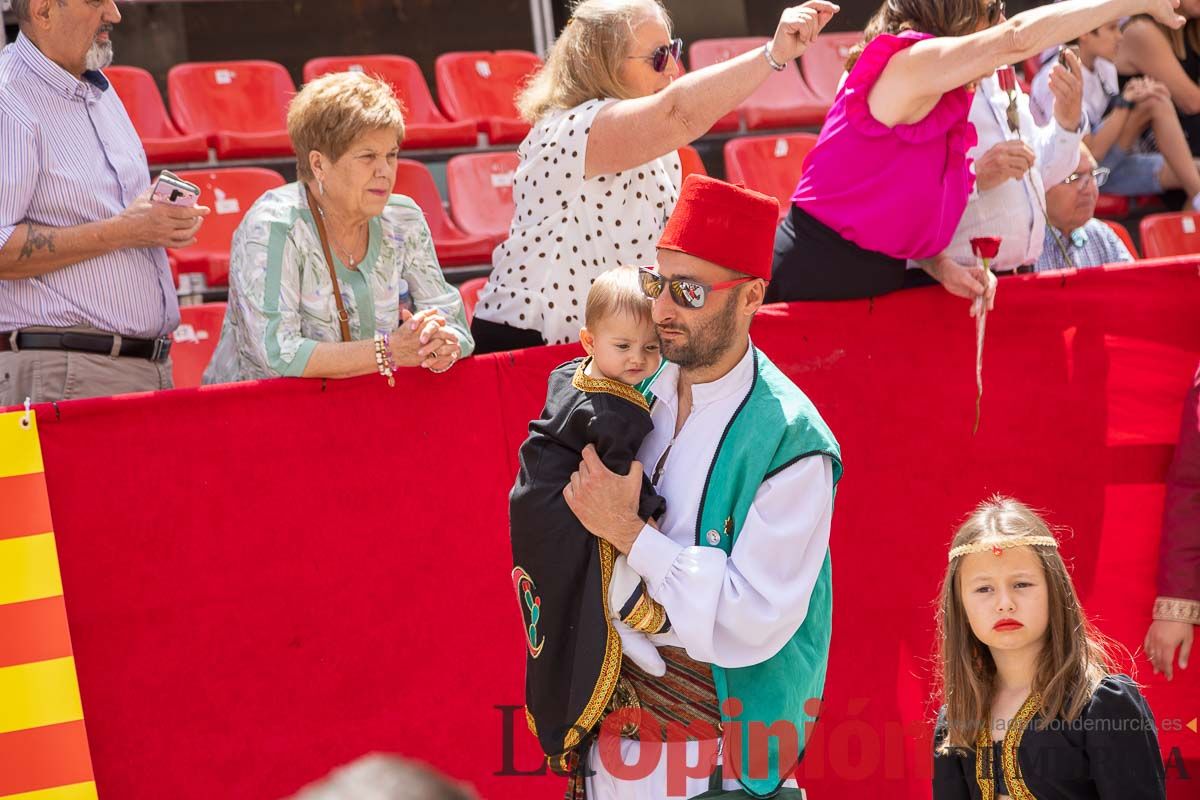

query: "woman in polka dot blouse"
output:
470 0 839 351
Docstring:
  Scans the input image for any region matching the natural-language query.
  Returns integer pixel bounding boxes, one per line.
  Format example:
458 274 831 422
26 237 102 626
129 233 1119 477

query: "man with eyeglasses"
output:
907 35 1089 295
561 175 841 799
1036 142 1134 271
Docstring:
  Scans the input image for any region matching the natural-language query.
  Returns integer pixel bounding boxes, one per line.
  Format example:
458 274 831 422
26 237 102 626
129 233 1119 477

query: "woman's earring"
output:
318 178 325 196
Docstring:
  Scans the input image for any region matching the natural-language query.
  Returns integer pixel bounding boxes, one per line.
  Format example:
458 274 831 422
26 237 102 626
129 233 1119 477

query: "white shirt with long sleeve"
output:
584 341 834 799
939 75 1085 272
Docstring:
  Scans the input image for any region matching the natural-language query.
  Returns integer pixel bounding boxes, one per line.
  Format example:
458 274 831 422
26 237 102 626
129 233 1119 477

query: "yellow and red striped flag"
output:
0 409 96 800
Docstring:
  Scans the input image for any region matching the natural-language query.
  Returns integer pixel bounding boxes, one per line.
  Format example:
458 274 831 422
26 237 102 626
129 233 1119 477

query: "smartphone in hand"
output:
151 171 201 207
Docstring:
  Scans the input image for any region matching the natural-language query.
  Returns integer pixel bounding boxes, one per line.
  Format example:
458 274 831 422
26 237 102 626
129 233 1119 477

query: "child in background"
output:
509 265 669 772
1031 22 1200 210
932 496 1166 799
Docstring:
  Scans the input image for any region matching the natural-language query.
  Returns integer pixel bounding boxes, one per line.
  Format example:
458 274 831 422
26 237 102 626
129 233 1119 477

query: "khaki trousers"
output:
0 325 173 406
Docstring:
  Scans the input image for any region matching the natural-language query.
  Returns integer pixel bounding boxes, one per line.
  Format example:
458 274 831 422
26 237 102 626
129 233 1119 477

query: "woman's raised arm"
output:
870 0 1182 127
585 1 838 178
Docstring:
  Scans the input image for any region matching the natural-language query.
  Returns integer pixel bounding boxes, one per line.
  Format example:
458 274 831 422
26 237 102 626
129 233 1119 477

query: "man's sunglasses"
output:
638 266 754 309
985 0 1006 25
628 38 683 73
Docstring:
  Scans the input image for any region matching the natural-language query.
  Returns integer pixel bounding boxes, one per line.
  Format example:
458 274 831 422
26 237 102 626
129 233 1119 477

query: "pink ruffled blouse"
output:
790 31 977 260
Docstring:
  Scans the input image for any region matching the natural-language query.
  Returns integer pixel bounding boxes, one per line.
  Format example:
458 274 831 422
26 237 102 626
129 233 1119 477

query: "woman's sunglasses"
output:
638 266 754 310
628 38 683 73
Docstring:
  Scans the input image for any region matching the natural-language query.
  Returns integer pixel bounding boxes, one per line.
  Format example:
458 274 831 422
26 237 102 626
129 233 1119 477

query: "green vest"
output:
650 348 842 798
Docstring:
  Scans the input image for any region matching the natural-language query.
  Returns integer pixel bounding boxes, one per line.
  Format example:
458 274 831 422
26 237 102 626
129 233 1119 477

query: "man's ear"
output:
29 0 55 30
742 279 766 316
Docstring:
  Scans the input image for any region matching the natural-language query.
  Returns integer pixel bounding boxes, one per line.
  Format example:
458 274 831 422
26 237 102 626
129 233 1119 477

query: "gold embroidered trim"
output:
526 707 538 737
949 535 1058 562
562 539 623 752
1153 596 1200 624
975 691 1041 800
622 591 669 634
571 358 650 412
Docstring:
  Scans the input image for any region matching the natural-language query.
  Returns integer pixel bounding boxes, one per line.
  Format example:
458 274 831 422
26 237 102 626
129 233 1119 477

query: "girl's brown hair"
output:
845 0 990 72
934 496 1120 752
517 0 671 123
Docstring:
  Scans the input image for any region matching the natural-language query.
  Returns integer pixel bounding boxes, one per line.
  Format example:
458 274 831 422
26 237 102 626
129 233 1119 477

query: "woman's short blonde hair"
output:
288 72 406 182
517 0 670 123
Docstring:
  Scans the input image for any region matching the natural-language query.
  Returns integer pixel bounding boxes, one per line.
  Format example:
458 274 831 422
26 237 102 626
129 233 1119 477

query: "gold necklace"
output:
317 205 367 268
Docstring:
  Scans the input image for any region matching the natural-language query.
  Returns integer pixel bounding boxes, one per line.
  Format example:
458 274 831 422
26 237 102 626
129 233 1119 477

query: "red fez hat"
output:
657 175 779 281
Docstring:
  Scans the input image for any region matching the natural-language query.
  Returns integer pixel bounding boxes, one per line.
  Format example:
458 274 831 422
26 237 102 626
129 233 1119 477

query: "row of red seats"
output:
165 145 706 285
107 34 865 165
164 131 1190 286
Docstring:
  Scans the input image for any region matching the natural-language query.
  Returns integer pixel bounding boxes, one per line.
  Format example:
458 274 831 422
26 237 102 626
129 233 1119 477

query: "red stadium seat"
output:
171 302 226 388
445 151 519 247
167 168 287 287
1101 219 1139 258
393 159 495 267
302 55 478 150
677 145 707 181
1139 211 1200 258
104 66 210 164
800 32 863 104
168 61 296 159
435 50 541 144
1094 194 1129 219
724 134 818 221
458 277 488 323
690 38 827 129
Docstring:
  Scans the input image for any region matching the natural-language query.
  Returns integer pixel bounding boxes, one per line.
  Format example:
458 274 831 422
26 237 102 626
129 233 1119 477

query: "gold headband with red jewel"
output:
948 535 1059 562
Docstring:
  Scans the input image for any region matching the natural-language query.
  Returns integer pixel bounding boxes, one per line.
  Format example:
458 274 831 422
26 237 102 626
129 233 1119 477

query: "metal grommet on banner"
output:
19 397 31 430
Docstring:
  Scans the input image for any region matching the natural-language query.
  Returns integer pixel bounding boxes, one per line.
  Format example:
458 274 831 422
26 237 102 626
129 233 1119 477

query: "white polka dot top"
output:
473 98 682 345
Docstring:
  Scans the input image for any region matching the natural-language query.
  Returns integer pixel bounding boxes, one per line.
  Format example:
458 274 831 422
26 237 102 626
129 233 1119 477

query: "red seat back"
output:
690 38 823 118
170 168 287 274
1101 219 1139 259
392 159 465 241
303 55 450 126
168 61 295 137
171 302 226 388
723 134 819 220
457 277 488 323
445 151 519 242
105 65 181 138
800 32 863 102
434 50 541 124
1139 211 1200 258
678 146 707 181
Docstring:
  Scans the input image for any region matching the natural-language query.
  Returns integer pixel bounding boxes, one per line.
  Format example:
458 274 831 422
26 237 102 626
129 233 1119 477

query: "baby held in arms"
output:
509 265 670 770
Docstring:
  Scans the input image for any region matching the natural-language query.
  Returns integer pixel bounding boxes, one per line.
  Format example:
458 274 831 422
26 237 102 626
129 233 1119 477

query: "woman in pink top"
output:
769 0 1183 307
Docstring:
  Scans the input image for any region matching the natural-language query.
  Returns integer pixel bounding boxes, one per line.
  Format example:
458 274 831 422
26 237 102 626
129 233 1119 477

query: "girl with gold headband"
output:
932 496 1166 799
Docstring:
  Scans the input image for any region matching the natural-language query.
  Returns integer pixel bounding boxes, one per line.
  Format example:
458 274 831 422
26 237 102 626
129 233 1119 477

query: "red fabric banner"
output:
15 262 1199 798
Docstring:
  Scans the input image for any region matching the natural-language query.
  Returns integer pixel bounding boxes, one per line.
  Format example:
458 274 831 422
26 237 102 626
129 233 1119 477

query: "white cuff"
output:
627 524 684 594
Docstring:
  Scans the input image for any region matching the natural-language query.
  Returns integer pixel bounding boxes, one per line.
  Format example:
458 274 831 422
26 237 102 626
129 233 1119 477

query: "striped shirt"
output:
1035 218 1134 272
0 34 178 338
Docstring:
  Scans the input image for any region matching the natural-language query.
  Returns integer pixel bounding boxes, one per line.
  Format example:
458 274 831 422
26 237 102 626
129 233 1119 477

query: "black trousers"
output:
470 316 546 354
767 205 907 303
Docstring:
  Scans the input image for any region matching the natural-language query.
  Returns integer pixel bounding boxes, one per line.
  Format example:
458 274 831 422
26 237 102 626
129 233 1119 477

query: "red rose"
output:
970 236 1002 260
996 65 1017 93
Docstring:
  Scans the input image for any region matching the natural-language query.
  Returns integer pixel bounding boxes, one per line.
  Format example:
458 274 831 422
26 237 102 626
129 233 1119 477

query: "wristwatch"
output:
1111 95 1134 110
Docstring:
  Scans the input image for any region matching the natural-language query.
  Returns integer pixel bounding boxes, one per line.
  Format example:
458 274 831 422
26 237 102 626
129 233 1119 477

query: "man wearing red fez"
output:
564 175 843 799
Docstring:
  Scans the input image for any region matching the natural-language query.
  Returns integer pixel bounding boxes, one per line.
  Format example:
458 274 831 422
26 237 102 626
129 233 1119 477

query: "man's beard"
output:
658 291 740 370
85 40 113 71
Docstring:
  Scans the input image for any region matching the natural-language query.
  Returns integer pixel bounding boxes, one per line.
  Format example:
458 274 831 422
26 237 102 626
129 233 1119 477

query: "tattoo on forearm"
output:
17 224 57 261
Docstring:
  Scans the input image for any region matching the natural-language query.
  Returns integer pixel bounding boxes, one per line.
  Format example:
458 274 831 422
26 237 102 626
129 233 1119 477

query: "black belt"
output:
0 331 172 362
998 264 1035 275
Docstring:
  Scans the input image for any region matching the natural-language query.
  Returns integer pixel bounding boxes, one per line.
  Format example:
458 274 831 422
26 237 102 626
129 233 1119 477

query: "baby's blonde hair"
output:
585 265 654 331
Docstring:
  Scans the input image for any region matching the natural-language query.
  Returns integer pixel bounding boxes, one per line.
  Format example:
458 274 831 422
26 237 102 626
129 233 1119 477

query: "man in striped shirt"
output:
0 0 209 405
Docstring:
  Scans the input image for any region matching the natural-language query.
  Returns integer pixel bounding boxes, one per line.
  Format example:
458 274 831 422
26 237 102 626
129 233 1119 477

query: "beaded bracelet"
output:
373 333 396 388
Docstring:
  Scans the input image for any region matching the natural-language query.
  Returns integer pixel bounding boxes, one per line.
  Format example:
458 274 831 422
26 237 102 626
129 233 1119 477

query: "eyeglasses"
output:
638 266 754 309
628 38 683 73
985 0 1006 25
1062 167 1110 188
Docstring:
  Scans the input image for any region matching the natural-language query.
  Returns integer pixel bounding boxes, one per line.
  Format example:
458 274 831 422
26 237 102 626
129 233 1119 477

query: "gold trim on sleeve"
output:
1153 596 1200 624
622 591 669 634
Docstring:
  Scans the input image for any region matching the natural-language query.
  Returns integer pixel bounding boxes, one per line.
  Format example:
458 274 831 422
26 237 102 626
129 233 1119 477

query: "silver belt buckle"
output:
151 337 170 362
